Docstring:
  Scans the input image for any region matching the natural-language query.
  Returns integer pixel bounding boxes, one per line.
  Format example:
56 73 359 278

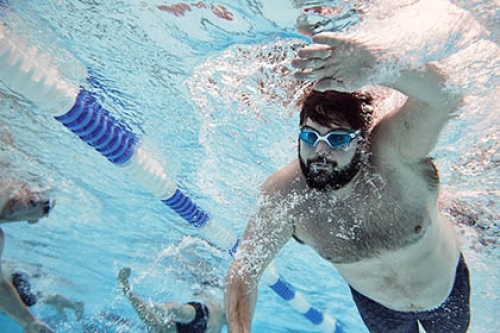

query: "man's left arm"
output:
372 61 462 162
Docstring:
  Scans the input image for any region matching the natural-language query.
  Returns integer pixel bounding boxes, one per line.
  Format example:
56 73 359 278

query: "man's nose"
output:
315 140 330 155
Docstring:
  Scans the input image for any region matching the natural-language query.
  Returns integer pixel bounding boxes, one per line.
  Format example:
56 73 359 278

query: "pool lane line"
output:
0 23 344 333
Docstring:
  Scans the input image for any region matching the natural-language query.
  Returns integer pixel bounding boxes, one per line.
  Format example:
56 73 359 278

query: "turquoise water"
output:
0 0 499 332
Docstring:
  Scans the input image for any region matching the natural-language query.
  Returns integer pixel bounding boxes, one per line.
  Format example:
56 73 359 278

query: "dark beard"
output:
299 146 363 191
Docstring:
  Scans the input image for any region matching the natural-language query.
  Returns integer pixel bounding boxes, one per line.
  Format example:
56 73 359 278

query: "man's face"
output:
0 182 52 224
299 118 361 190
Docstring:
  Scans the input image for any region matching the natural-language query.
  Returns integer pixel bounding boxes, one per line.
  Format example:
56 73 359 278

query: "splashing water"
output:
0 0 499 332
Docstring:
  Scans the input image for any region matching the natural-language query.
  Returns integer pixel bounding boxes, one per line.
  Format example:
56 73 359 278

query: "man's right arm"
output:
225 253 258 333
225 179 294 333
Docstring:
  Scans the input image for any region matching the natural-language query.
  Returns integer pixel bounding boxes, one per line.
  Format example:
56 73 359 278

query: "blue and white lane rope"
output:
0 24 343 333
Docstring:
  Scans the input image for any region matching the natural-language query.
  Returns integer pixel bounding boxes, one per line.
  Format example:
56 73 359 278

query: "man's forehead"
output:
303 118 351 132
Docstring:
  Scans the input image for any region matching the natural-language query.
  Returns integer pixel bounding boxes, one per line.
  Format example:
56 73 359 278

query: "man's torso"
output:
273 157 460 311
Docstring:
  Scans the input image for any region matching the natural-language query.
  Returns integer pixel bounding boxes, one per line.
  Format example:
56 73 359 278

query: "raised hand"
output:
292 32 380 92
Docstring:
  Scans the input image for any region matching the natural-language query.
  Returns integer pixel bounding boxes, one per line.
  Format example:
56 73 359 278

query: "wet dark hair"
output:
297 88 374 137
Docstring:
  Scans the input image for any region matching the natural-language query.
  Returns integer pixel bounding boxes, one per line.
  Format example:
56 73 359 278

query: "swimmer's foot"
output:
117 267 132 295
117 267 131 284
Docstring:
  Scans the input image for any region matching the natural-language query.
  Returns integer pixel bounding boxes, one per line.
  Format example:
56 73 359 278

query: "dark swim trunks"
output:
175 301 209 333
11 272 38 307
349 254 470 333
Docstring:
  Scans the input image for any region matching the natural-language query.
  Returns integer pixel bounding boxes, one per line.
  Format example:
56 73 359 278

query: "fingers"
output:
314 78 347 92
292 33 363 90
292 37 346 75
312 32 346 46
312 32 354 47
291 57 325 70
293 45 342 79
294 65 341 82
294 56 344 79
294 67 325 81
296 44 332 59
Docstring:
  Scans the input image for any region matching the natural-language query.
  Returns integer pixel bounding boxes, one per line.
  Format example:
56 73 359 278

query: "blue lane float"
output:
161 189 210 228
54 89 138 165
0 21 343 333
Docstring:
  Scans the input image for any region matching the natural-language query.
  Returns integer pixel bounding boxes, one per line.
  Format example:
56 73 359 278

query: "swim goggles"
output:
299 128 361 150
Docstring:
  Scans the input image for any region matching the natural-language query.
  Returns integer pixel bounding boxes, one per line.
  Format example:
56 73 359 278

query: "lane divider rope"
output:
0 23 343 333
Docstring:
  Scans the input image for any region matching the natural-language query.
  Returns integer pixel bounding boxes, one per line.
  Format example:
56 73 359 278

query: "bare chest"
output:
291 172 433 263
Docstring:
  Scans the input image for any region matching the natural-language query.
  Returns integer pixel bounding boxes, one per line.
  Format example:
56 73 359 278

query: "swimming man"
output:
225 33 470 333
118 267 226 333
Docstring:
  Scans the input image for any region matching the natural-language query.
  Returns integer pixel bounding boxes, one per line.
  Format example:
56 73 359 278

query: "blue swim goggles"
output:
299 128 361 150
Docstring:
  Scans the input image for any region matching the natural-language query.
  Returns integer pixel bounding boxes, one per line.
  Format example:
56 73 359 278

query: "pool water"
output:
0 0 499 332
